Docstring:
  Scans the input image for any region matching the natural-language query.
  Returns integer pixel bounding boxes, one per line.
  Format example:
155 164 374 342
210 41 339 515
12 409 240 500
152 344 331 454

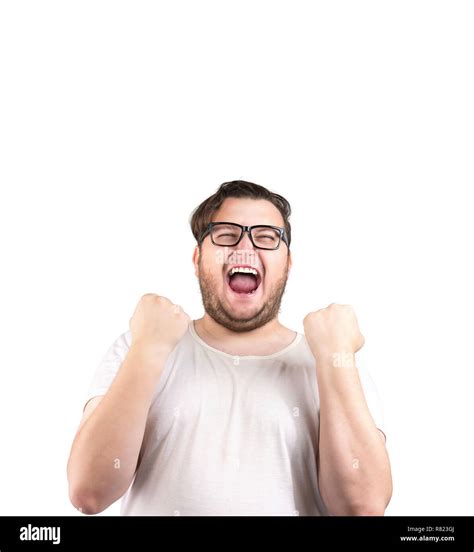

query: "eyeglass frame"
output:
198 221 289 250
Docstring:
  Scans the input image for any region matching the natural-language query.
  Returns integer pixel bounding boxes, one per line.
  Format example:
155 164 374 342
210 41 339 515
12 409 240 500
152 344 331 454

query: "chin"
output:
229 304 262 320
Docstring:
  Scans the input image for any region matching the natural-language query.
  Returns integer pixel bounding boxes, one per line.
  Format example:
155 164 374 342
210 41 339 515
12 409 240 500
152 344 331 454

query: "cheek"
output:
201 250 226 279
263 256 288 281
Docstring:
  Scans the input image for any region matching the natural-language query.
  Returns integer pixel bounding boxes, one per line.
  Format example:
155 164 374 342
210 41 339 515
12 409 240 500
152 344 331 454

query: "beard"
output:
198 260 289 333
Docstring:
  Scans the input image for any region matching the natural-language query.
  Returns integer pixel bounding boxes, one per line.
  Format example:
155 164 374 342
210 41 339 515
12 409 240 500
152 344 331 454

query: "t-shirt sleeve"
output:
357 364 386 438
84 330 132 409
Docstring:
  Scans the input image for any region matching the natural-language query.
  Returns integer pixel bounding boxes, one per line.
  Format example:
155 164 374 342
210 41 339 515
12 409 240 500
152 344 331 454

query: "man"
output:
67 180 392 516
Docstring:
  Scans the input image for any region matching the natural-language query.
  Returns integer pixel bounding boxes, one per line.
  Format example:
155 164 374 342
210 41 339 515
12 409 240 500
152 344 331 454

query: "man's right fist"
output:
129 294 190 356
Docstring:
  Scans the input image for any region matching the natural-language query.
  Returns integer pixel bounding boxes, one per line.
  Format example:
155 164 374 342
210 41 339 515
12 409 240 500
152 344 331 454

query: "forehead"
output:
212 198 284 227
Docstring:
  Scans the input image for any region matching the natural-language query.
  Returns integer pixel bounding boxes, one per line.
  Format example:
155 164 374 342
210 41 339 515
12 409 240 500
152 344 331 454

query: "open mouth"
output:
226 266 262 296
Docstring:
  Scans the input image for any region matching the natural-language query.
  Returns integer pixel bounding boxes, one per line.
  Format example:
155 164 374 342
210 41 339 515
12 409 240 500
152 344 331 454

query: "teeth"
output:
229 267 258 276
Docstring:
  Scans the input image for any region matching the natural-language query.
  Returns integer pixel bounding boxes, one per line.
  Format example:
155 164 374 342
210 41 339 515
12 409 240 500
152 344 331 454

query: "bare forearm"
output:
317 357 392 515
67 346 167 513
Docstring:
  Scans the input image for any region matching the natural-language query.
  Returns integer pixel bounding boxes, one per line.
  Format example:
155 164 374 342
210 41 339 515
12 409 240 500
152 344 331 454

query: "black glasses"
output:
199 222 289 250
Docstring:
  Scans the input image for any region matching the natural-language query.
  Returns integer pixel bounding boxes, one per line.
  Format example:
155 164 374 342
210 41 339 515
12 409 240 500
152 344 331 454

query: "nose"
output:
237 230 255 250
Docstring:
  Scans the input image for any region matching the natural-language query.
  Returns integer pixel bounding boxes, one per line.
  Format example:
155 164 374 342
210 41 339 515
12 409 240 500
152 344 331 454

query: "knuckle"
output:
304 312 316 324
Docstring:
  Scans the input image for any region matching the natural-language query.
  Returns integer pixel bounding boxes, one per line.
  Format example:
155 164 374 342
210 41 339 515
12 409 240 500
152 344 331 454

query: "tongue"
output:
229 274 258 293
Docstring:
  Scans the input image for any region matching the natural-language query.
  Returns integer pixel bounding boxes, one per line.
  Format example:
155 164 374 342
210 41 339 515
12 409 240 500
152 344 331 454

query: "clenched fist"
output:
303 303 365 364
129 294 190 357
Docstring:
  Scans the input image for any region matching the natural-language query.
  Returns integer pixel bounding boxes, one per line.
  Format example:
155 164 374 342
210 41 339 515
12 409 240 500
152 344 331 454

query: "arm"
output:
304 304 392 516
67 346 168 514
67 294 189 514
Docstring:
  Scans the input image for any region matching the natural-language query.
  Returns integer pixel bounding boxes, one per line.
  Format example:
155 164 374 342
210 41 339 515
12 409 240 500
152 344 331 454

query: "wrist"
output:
315 349 357 370
129 341 173 365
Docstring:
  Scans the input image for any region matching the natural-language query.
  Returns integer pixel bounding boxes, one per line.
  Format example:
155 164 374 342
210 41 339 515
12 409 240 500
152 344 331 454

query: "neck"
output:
194 313 296 356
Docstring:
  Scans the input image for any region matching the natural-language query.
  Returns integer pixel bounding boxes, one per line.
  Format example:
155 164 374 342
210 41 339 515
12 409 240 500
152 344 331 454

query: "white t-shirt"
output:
86 320 384 516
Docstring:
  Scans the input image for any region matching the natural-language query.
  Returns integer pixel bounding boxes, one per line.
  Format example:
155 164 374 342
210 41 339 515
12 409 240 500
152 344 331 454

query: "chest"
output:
146 358 320 452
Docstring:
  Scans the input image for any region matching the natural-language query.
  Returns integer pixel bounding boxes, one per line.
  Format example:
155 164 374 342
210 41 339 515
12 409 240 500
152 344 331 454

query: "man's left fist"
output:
303 303 365 362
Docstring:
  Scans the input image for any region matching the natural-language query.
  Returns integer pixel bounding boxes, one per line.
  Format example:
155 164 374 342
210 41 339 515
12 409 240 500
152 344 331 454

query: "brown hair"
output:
190 180 292 248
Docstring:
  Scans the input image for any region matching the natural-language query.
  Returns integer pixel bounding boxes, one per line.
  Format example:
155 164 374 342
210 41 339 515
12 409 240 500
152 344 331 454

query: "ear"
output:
192 245 200 277
287 250 292 275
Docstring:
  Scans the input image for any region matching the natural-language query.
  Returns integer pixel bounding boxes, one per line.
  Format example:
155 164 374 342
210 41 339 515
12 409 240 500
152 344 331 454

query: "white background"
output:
0 1 473 516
